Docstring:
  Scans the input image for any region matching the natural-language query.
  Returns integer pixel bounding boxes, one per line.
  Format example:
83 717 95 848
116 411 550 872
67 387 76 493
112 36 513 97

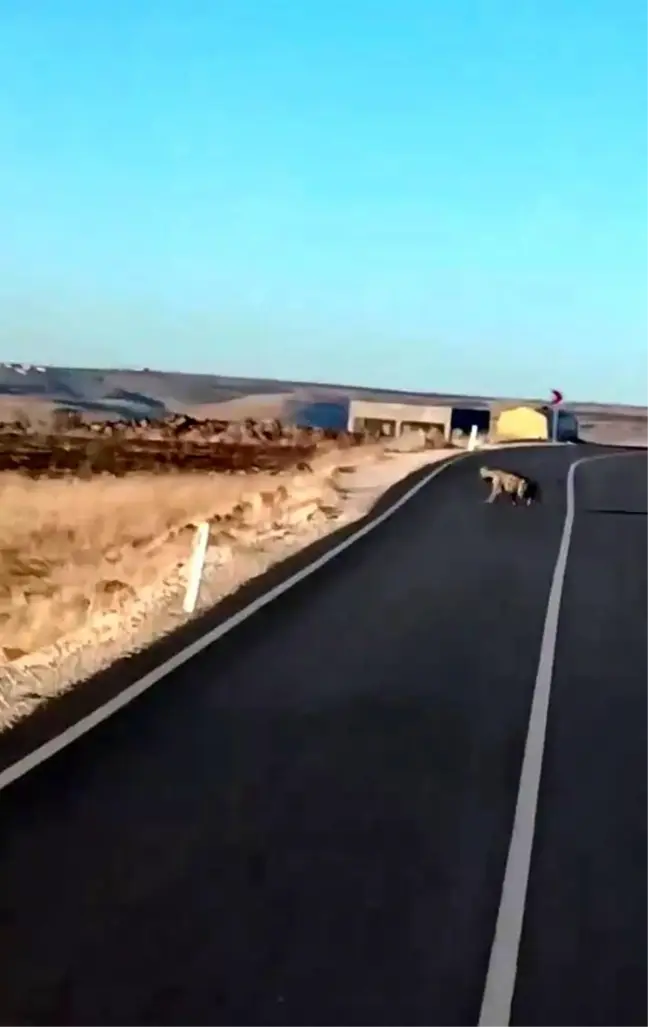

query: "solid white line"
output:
478 449 637 1026
0 450 476 794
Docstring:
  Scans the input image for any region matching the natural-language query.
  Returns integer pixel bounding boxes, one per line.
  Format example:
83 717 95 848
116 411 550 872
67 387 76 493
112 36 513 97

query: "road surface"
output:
0 445 645 1026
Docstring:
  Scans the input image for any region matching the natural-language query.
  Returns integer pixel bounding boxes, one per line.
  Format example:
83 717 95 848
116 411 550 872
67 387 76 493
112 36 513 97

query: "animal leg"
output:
486 482 500 503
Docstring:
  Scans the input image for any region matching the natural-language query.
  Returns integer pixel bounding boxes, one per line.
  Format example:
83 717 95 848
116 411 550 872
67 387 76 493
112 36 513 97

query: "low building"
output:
450 406 491 437
291 400 349 430
348 400 452 440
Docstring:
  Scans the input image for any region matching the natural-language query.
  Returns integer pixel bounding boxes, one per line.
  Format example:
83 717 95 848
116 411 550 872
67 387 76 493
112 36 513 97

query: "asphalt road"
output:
0 445 645 1026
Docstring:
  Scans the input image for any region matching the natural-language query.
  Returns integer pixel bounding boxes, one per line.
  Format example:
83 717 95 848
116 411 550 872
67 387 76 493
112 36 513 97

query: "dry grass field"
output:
0 470 303 658
0 401 378 663
0 430 388 662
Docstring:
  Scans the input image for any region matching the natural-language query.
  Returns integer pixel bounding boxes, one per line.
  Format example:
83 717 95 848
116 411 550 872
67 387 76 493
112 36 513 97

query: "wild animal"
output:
479 466 540 505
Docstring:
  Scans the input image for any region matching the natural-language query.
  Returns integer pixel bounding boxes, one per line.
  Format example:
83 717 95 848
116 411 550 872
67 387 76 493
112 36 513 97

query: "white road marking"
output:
0 449 477 794
478 449 640 1026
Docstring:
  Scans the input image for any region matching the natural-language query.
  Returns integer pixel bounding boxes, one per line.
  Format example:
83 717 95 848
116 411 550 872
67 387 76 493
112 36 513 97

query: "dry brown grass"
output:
0 444 398 733
0 470 305 659
0 439 388 662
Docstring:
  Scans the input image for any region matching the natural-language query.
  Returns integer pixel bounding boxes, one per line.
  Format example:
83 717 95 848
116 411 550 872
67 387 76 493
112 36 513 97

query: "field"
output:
2 472 284 657
0 412 358 478
0 411 383 668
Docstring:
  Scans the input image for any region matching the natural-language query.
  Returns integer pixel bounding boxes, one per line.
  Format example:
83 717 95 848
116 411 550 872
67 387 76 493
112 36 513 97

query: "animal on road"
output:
479 465 540 505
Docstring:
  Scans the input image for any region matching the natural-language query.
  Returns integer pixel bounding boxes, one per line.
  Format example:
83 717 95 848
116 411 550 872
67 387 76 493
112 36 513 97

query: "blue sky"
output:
0 0 646 403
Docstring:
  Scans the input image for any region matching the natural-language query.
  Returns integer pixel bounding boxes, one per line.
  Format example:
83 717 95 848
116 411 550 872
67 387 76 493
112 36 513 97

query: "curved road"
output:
0 445 645 1026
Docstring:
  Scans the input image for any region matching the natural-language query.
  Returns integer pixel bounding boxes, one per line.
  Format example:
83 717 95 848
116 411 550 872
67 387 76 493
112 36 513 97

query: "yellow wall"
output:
495 406 548 441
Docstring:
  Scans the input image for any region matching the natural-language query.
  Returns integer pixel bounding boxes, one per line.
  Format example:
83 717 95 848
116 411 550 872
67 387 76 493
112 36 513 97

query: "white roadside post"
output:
183 521 210 614
467 424 479 452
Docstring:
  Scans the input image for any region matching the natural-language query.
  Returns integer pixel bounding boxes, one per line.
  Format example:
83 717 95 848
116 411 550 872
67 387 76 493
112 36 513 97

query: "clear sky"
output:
0 0 646 403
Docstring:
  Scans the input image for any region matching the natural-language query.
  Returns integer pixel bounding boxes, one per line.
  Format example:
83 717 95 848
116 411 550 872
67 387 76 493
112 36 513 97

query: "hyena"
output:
479 466 539 505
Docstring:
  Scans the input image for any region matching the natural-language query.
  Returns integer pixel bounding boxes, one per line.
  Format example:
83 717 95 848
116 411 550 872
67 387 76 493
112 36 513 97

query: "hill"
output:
0 362 644 443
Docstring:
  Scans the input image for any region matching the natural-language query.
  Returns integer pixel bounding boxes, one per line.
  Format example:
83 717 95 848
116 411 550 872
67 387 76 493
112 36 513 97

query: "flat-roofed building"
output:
348 400 452 440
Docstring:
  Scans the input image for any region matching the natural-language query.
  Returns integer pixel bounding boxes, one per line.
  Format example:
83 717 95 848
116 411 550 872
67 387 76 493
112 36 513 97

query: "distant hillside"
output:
0 363 431 423
0 363 644 443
